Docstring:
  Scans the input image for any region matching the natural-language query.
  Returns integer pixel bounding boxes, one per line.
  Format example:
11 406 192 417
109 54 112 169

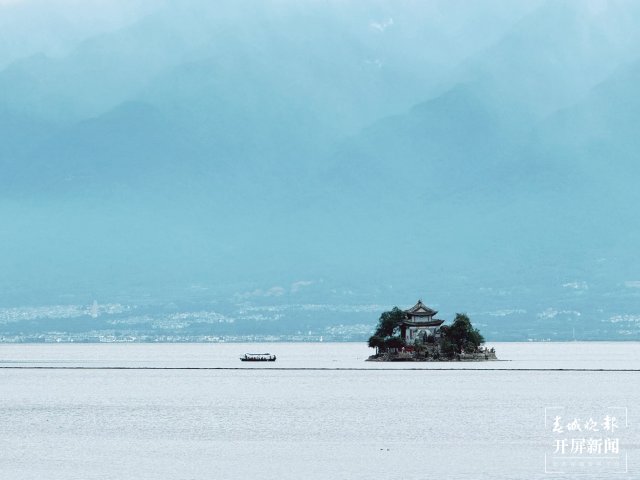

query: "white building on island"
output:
399 300 444 344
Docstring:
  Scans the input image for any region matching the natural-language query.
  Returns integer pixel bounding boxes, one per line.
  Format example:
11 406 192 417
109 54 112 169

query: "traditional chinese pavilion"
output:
400 299 444 344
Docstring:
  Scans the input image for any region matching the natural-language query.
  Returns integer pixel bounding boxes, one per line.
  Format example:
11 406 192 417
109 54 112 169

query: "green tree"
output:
367 307 406 353
440 339 457 358
373 307 405 338
384 336 406 350
413 340 428 359
440 313 485 354
368 335 385 353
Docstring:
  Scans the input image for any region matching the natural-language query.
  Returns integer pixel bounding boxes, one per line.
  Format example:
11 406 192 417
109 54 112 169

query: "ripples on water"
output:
0 342 638 479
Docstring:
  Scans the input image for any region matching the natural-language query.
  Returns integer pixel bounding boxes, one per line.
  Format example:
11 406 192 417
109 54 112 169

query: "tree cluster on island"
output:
367 308 489 360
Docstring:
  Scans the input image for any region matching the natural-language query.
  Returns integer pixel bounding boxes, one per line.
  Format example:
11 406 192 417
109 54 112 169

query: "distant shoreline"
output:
1 339 640 344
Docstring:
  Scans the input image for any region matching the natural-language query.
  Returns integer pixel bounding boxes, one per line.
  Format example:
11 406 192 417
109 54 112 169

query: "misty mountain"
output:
1 0 639 341
447 0 640 119
0 0 159 69
0 13 205 124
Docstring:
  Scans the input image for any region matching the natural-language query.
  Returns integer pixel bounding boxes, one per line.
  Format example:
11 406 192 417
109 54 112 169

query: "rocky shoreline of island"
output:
366 346 497 362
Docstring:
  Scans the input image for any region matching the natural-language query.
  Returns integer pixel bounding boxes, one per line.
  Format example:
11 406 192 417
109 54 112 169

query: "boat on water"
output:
240 353 276 362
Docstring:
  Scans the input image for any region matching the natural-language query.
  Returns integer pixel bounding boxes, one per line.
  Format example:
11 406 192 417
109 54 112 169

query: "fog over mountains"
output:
1 0 639 341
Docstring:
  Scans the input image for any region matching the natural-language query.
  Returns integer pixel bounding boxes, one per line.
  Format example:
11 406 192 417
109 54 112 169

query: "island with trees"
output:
367 300 497 361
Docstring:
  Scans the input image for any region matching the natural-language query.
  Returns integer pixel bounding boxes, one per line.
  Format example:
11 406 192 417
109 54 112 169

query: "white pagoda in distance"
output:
399 300 444 344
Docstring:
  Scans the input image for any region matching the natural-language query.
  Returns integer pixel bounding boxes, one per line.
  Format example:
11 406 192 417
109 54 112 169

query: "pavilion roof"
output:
404 299 438 317
401 319 444 327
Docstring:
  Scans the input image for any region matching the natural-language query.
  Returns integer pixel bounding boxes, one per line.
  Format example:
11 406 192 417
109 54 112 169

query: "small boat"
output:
240 353 276 362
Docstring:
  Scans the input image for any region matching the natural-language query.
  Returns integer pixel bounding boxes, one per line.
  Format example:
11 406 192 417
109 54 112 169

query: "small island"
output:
367 300 497 361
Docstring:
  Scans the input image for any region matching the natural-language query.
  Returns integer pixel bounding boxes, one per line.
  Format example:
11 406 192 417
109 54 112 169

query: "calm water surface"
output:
1 342 639 479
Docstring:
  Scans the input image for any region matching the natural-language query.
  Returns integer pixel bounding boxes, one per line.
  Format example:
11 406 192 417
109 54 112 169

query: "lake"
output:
1 342 638 479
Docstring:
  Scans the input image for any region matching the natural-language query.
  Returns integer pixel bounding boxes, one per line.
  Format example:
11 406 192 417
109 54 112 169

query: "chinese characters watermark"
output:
545 407 628 475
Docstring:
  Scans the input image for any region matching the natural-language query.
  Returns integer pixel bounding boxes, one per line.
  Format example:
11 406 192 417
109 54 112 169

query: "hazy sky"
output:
0 0 159 68
1 0 639 340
